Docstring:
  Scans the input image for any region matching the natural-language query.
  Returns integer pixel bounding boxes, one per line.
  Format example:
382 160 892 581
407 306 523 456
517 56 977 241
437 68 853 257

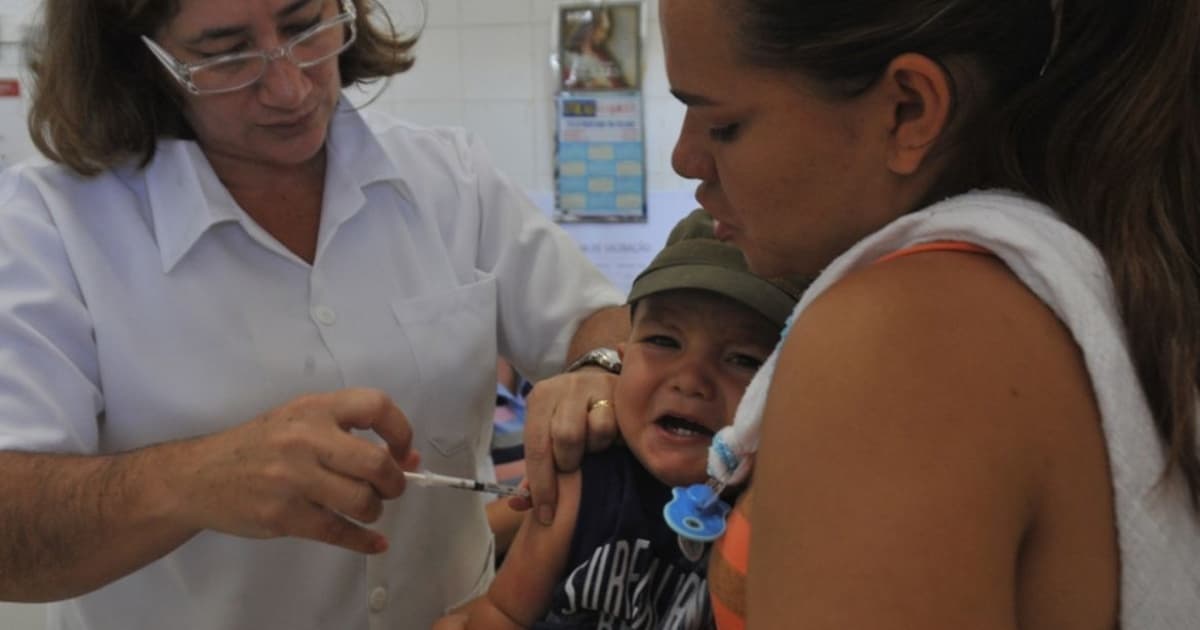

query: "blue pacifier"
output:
663 481 731 542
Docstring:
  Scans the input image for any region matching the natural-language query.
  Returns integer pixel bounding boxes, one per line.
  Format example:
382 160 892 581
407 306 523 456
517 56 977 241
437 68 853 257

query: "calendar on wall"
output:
554 91 645 222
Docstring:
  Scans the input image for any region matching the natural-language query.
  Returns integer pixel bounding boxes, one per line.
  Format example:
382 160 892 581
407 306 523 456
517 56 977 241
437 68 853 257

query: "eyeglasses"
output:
142 0 358 95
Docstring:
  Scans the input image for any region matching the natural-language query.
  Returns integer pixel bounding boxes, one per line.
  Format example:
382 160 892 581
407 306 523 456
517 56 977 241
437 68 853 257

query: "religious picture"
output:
558 3 641 91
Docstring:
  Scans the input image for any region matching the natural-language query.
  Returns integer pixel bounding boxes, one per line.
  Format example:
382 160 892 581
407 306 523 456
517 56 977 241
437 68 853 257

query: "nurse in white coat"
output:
0 0 628 628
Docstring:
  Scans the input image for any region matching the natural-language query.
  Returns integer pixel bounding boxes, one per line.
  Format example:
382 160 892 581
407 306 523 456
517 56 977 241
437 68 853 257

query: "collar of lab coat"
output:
144 96 403 273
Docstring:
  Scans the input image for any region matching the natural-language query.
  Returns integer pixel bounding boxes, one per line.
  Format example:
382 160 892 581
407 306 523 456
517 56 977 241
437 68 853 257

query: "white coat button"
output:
368 586 388 612
312 305 337 325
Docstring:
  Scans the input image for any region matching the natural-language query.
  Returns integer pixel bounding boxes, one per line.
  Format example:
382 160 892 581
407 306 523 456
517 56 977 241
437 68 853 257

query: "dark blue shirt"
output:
534 446 714 630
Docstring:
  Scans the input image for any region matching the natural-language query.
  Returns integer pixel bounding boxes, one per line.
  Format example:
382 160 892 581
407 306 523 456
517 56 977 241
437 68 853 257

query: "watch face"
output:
594 348 619 365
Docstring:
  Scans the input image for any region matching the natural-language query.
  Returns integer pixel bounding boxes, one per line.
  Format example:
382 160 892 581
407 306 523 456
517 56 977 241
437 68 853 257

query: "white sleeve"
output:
0 168 103 453
461 132 624 381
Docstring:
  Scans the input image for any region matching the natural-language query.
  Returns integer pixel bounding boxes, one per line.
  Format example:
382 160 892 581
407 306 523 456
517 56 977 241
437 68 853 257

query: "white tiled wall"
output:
381 0 689 196
0 0 34 167
0 2 691 626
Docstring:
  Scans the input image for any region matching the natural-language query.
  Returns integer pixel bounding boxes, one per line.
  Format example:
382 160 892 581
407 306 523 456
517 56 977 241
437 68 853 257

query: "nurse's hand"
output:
169 388 420 554
519 368 618 525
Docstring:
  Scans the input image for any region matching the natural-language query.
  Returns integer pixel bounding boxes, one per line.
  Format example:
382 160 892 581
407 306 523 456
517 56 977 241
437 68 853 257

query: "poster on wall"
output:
554 91 646 222
553 2 646 223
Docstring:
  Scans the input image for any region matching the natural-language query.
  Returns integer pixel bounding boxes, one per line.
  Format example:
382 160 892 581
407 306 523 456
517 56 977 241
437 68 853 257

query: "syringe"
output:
403 470 530 499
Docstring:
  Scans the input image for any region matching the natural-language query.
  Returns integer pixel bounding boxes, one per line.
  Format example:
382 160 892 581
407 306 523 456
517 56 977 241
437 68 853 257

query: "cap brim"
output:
627 264 796 329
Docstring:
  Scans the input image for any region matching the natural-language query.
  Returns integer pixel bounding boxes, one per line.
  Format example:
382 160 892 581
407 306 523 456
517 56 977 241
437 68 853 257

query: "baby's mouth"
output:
655 415 715 438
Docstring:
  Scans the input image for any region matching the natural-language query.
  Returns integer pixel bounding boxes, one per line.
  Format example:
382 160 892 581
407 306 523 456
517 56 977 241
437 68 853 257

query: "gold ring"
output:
588 399 613 412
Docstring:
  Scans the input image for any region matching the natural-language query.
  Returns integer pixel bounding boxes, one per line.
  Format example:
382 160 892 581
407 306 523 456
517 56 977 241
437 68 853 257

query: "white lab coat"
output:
0 98 623 629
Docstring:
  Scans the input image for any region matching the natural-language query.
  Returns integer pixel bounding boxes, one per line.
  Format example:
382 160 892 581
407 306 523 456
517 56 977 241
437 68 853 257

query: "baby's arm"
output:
456 470 582 629
486 498 525 556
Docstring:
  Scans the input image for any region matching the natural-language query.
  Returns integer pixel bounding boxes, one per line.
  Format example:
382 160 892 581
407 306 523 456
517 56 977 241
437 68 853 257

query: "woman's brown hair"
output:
25 0 416 176
724 0 1200 508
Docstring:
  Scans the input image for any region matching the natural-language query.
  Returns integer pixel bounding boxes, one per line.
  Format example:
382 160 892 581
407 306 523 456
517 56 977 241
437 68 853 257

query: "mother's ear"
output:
878 53 954 176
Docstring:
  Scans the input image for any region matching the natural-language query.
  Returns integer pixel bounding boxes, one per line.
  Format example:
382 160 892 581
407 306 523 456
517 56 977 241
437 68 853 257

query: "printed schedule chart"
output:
555 92 646 222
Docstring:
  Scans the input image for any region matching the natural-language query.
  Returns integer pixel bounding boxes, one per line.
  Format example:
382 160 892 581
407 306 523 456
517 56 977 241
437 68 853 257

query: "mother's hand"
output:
519 369 618 525
170 388 420 553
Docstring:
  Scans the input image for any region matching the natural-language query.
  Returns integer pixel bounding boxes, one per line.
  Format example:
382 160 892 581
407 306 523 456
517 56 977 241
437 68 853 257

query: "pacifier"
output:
663 480 731 542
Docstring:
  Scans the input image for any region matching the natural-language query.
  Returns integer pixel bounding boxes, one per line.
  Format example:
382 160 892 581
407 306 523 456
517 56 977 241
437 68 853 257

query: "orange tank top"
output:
708 241 993 630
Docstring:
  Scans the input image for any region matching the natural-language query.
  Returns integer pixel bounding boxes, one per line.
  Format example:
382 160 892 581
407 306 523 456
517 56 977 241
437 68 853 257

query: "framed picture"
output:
558 3 641 91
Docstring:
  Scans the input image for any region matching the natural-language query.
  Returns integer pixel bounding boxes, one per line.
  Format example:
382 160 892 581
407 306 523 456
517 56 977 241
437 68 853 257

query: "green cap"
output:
627 209 807 329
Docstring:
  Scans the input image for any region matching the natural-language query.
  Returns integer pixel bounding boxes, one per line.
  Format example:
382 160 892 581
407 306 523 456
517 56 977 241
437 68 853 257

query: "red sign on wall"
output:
0 79 20 97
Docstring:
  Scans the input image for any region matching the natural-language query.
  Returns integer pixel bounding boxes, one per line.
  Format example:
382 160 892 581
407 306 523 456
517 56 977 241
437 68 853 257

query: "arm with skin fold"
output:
487 498 526 556
455 470 581 629
0 388 418 601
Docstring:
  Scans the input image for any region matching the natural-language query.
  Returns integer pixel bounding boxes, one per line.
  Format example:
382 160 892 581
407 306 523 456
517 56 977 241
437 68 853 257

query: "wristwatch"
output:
565 347 622 374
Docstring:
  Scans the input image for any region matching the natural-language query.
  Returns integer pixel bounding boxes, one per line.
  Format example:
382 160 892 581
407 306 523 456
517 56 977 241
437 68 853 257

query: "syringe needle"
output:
403 470 530 499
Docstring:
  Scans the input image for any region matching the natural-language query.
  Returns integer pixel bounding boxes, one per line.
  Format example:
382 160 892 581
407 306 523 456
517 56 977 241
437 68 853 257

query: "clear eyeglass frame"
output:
141 0 358 96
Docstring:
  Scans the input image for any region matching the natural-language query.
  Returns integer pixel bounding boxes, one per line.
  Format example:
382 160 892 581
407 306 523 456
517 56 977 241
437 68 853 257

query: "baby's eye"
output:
727 353 764 371
641 334 680 349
